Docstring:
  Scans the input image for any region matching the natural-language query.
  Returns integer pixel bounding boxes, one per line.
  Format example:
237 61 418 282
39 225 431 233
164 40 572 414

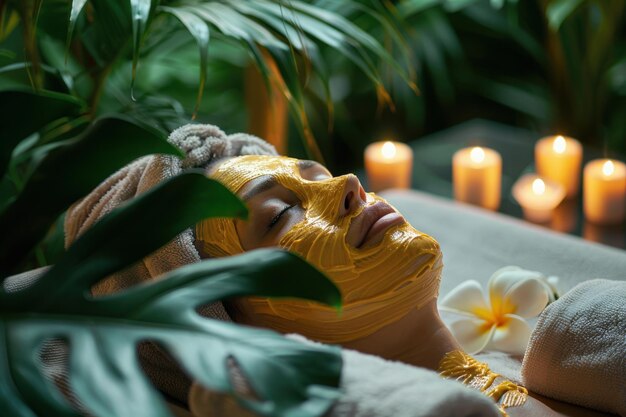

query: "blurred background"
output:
2 0 625 175
1 0 625 265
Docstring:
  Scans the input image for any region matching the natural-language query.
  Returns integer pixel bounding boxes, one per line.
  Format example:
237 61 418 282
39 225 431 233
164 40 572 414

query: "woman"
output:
67 125 621 417
193 154 575 417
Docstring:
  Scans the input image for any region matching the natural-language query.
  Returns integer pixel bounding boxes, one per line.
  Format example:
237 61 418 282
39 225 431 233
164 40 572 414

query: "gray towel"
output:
189 334 501 417
521 279 626 416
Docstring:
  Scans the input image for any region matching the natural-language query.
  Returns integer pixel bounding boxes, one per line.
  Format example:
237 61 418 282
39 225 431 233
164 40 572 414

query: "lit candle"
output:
535 135 583 198
364 141 413 192
512 174 566 223
583 159 626 225
452 147 501 211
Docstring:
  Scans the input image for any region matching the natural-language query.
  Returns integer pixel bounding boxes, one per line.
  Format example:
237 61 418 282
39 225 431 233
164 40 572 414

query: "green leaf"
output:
130 0 152 99
80 0 132 67
2 249 342 417
288 0 413 87
0 115 182 277
65 0 88 61
546 0 585 31
160 6 210 119
397 0 440 16
0 89 83 180
22 173 247 308
228 1 312 50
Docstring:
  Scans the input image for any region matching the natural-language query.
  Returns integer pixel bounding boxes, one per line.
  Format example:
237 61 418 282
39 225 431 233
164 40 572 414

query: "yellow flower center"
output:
473 299 515 330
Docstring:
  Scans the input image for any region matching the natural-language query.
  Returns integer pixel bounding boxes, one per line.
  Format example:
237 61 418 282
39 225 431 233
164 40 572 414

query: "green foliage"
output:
159 6 210 118
0 85 343 416
2 0 411 413
6 0 413 162
2 243 341 417
0 89 83 179
0 113 182 275
308 0 624 173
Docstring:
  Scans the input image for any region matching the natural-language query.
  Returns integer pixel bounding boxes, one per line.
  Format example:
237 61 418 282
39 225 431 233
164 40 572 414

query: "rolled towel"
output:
189 334 500 417
521 279 626 416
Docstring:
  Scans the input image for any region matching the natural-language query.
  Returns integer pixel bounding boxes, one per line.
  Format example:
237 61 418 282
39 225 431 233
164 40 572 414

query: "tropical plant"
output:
0 88 343 417
319 0 625 168
402 0 626 151
0 0 415 163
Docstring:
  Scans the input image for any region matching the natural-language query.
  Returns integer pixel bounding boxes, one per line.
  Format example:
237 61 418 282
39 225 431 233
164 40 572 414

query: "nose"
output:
340 174 367 217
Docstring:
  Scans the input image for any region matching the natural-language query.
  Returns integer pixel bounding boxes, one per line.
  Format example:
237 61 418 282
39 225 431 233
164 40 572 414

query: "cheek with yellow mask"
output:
196 155 442 343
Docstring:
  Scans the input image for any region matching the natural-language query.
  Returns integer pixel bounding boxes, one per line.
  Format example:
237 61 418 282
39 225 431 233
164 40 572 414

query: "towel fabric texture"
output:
521 279 626 416
188 334 500 417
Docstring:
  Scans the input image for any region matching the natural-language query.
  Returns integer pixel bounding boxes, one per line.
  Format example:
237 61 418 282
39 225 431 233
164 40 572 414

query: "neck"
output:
343 299 461 370
394 310 461 370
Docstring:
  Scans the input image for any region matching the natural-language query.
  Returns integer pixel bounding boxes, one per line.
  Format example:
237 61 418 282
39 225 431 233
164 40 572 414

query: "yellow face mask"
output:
196 155 442 343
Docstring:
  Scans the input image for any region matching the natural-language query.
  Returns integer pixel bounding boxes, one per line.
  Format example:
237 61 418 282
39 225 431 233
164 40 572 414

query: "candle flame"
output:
470 147 485 164
532 178 546 195
602 160 615 176
553 136 566 154
381 141 397 159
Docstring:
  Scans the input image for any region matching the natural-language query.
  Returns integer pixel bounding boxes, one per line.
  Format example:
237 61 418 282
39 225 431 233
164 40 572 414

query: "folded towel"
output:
521 279 626 416
189 334 500 417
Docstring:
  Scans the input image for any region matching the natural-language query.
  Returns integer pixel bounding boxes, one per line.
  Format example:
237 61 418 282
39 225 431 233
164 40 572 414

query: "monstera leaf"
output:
0 172 343 417
0 89 83 180
0 114 182 276
1 250 342 417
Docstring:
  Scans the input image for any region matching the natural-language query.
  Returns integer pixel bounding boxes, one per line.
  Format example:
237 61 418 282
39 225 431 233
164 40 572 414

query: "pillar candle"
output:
583 159 626 225
364 141 413 192
453 147 501 211
512 174 565 223
535 135 582 198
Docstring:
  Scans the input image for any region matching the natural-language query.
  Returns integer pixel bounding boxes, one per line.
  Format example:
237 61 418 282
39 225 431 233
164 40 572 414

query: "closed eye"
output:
268 204 295 229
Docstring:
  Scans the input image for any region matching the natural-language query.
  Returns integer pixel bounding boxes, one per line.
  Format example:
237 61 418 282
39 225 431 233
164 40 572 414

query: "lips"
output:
352 201 405 248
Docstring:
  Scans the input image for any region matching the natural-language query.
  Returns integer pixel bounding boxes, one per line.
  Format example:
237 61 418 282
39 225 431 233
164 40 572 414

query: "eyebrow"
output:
298 160 319 170
240 176 278 202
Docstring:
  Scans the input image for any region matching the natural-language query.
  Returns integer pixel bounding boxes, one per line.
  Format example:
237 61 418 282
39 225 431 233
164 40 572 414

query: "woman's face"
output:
229 158 403 252
197 155 442 343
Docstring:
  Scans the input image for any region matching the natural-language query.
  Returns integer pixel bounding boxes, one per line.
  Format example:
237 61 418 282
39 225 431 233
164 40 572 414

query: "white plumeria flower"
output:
440 266 551 356
491 266 561 303
542 275 561 302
